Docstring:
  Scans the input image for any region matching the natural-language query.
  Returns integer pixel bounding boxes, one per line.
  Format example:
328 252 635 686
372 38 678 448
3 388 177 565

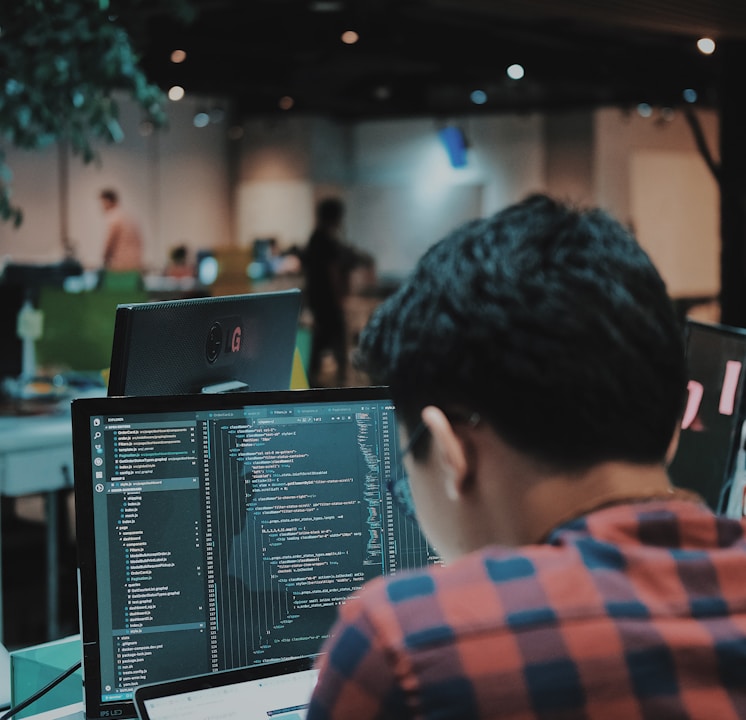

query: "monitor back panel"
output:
107 289 302 396
72 387 439 719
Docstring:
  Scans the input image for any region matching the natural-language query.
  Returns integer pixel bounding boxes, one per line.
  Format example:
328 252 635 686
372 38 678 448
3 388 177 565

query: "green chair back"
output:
36 286 149 372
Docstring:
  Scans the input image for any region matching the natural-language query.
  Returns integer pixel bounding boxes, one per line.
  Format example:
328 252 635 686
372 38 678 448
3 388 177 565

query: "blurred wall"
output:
595 107 720 298
345 114 544 278
0 96 719 298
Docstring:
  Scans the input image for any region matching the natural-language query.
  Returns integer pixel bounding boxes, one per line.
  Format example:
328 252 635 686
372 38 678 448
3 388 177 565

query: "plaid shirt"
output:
306 499 746 719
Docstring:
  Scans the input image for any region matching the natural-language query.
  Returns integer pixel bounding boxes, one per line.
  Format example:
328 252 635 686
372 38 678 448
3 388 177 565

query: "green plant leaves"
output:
0 0 194 225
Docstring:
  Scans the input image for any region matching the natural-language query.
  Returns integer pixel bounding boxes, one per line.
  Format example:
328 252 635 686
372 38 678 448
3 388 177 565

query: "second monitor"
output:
107 289 302 396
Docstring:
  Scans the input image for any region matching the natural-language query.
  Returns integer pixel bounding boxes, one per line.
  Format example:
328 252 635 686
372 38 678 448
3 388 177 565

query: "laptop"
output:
133 656 318 720
107 289 302 396
72 386 439 720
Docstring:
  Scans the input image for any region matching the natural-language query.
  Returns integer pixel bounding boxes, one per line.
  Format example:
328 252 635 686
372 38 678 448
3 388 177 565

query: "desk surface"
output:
0 388 103 496
25 703 84 720
0 416 73 497
0 415 72 453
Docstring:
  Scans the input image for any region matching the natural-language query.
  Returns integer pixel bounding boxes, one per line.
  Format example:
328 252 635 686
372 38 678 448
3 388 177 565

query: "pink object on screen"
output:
719 360 742 416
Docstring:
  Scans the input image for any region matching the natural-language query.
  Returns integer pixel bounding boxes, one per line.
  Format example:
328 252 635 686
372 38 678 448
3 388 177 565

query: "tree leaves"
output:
0 0 194 225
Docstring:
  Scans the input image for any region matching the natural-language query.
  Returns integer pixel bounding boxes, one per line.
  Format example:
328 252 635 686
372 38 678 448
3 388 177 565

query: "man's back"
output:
306 195 734 718
309 496 746 719
103 205 143 271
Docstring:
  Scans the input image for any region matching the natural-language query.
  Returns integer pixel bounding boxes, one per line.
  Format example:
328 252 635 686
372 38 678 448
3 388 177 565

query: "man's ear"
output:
421 405 470 501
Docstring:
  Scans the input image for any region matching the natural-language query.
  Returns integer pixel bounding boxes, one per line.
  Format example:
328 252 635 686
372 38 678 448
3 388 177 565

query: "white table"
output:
0 411 75 644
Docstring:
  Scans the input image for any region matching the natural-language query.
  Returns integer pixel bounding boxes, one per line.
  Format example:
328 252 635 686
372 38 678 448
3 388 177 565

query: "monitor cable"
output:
0 659 81 720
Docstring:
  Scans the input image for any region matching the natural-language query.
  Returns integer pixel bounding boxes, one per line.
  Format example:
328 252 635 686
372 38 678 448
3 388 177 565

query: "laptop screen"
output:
72 387 439 719
134 657 318 720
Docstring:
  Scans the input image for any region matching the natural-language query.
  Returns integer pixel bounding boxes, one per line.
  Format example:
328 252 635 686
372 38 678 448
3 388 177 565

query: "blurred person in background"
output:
99 188 144 274
302 197 352 387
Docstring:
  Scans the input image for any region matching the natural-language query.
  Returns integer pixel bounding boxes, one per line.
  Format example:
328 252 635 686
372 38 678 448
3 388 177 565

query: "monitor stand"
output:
201 380 250 394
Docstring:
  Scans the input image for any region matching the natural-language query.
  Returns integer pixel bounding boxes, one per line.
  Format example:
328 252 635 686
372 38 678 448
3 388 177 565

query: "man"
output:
302 198 351 387
307 194 746 719
99 188 144 272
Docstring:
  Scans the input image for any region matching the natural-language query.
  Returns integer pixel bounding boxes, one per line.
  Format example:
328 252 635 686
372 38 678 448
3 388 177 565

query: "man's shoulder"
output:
350 544 565 618
344 501 746 638
329 545 576 661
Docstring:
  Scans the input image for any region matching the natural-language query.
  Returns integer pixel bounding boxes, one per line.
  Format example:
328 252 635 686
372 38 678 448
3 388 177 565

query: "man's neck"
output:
522 463 685 544
471 432 685 548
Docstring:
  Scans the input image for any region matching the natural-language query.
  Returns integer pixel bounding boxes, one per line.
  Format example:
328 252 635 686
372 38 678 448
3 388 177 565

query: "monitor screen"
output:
668 319 746 511
72 387 440 720
107 290 302 396
1 259 83 302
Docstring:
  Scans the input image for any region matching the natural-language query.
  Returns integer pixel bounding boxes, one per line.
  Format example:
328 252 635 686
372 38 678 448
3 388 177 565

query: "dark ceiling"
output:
136 0 746 121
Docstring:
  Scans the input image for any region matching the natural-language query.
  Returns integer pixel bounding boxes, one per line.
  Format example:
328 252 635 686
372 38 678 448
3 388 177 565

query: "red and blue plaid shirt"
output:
307 498 746 719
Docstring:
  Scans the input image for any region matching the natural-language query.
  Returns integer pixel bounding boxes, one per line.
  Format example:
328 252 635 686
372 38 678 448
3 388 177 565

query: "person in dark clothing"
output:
302 198 351 387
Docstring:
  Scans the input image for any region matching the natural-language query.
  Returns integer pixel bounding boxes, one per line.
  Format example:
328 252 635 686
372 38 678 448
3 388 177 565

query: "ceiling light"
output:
341 30 359 44
506 64 525 80
168 85 185 101
637 102 653 118
696 37 716 55
170 49 187 64
193 111 210 128
470 89 487 105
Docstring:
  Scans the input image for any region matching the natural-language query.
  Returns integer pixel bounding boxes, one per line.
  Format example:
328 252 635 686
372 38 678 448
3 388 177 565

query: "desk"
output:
24 704 83 720
8 634 83 720
0 412 74 644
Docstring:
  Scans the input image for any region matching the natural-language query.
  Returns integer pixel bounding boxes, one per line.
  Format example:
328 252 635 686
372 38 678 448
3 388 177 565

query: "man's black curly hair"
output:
355 194 687 471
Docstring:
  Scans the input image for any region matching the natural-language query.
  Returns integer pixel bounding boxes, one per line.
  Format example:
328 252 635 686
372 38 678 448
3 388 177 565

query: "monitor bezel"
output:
72 385 396 720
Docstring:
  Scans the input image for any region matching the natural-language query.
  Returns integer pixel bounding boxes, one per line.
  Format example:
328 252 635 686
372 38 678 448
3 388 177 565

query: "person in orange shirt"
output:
99 188 144 272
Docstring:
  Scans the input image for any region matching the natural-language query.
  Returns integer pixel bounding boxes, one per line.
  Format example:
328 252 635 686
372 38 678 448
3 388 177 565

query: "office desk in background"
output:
0 408 75 645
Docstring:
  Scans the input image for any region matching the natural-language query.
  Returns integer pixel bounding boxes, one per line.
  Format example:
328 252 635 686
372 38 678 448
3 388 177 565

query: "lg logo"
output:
231 325 241 352
205 319 243 364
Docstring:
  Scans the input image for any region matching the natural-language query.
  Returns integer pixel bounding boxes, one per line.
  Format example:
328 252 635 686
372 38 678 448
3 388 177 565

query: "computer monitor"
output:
668 319 746 512
0 259 83 303
0 283 24 382
0 260 83 383
72 386 440 719
107 290 302 396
